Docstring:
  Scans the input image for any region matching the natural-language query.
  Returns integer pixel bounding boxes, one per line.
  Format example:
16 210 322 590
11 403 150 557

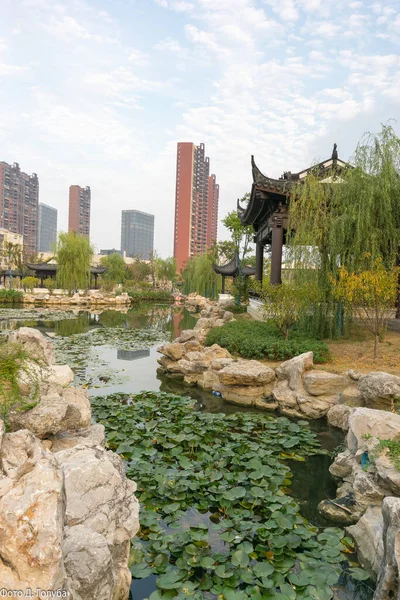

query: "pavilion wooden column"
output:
255 242 263 281
221 275 226 294
270 217 283 285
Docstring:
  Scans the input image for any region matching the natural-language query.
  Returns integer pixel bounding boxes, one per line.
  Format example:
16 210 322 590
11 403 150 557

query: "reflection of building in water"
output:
117 349 150 361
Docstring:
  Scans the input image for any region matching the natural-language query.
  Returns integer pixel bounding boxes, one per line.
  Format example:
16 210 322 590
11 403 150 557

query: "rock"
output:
223 311 234 322
339 386 364 407
296 394 339 420
176 329 196 343
157 356 183 373
347 408 400 454
157 342 185 361
375 454 400 496
0 450 65 590
353 465 387 504
10 388 91 439
198 370 220 391
272 380 298 409
8 327 56 365
183 339 203 353
346 506 384 578
303 370 348 396
254 397 279 411
216 383 275 407
211 358 235 371
348 369 362 381
330 449 354 479
63 525 114 599
17 360 50 397
218 360 275 386
358 372 400 411
0 429 44 480
374 497 400 599
48 364 75 387
202 344 232 361
318 492 365 524
50 424 106 453
176 359 208 374
327 404 355 431
194 317 216 331
276 351 314 390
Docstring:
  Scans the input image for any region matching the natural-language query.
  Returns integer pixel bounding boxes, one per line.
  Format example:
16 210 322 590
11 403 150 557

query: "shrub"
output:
21 276 39 292
128 289 173 304
0 289 24 304
43 277 56 294
205 320 330 363
228 304 248 314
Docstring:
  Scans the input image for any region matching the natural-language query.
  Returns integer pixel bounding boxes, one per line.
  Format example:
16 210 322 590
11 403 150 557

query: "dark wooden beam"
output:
270 217 283 285
255 242 263 281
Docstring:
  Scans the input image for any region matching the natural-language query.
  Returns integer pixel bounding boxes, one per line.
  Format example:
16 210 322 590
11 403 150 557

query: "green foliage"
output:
21 276 39 292
222 195 254 261
43 277 56 294
0 289 23 304
127 289 173 304
182 252 219 298
227 304 247 314
91 391 367 599
205 320 330 362
56 232 94 293
100 253 127 284
373 439 400 471
288 124 400 336
256 281 321 339
0 341 41 428
155 257 177 287
128 259 152 286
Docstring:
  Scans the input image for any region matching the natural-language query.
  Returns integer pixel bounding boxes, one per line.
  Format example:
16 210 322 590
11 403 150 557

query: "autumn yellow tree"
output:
332 259 399 359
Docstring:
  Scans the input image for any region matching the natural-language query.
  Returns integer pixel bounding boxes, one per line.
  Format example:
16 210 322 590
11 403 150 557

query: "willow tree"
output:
56 232 93 293
288 124 400 333
182 250 219 298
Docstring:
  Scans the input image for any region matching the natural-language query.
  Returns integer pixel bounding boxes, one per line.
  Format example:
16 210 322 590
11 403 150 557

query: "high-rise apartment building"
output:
207 174 219 248
38 203 57 253
0 162 39 255
121 210 154 260
173 142 219 272
68 185 91 237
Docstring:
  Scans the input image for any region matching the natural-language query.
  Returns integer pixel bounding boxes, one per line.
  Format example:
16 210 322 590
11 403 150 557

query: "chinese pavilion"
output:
238 145 348 285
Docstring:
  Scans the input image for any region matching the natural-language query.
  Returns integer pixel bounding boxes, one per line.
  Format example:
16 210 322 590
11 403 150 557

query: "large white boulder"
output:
218 360 275 386
347 408 400 454
276 352 313 390
10 388 91 439
327 404 355 431
358 372 400 411
374 497 400 599
8 327 56 365
303 370 348 396
346 506 384 578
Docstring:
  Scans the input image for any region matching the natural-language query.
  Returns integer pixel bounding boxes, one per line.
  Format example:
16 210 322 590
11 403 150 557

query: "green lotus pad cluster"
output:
91 392 369 600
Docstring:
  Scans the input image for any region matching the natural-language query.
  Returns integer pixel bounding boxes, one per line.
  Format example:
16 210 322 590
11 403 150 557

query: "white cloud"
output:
155 38 186 53
43 15 108 42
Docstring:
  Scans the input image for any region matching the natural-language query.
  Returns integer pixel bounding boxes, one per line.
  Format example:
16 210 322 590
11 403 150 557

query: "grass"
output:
205 320 330 363
127 289 174 304
0 289 24 304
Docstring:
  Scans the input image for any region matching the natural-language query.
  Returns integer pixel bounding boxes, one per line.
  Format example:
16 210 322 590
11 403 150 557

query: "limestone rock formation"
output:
358 372 400 411
346 506 384 578
374 497 400 599
218 360 276 386
9 326 56 365
303 370 348 396
327 404 355 431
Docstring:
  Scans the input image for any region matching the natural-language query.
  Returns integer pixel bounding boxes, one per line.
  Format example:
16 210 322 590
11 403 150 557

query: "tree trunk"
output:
374 334 379 360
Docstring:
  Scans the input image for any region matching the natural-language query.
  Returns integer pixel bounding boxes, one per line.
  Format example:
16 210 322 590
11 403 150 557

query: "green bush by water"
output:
92 391 368 599
205 320 330 363
0 289 24 305
127 289 174 304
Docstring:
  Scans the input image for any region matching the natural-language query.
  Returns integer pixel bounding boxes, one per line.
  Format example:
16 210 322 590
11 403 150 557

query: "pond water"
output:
0 305 374 600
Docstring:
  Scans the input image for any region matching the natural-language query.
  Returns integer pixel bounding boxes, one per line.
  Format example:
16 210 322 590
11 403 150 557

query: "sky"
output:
0 0 399 257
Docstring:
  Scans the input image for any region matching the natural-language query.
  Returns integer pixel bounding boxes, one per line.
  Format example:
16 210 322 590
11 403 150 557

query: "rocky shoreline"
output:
157 296 400 421
0 328 139 598
21 290 132 308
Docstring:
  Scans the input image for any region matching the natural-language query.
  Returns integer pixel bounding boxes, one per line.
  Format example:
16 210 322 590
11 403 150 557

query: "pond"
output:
0 306 374 600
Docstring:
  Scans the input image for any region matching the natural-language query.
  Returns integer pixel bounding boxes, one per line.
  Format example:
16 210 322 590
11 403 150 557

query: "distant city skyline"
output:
39 203 57 253
121 209 154 260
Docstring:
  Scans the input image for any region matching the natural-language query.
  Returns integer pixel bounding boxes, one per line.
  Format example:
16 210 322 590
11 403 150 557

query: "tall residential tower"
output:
0 161 39 255
68 185 91 237
39 203 57 253
121 210 154 260
173 142 219 272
